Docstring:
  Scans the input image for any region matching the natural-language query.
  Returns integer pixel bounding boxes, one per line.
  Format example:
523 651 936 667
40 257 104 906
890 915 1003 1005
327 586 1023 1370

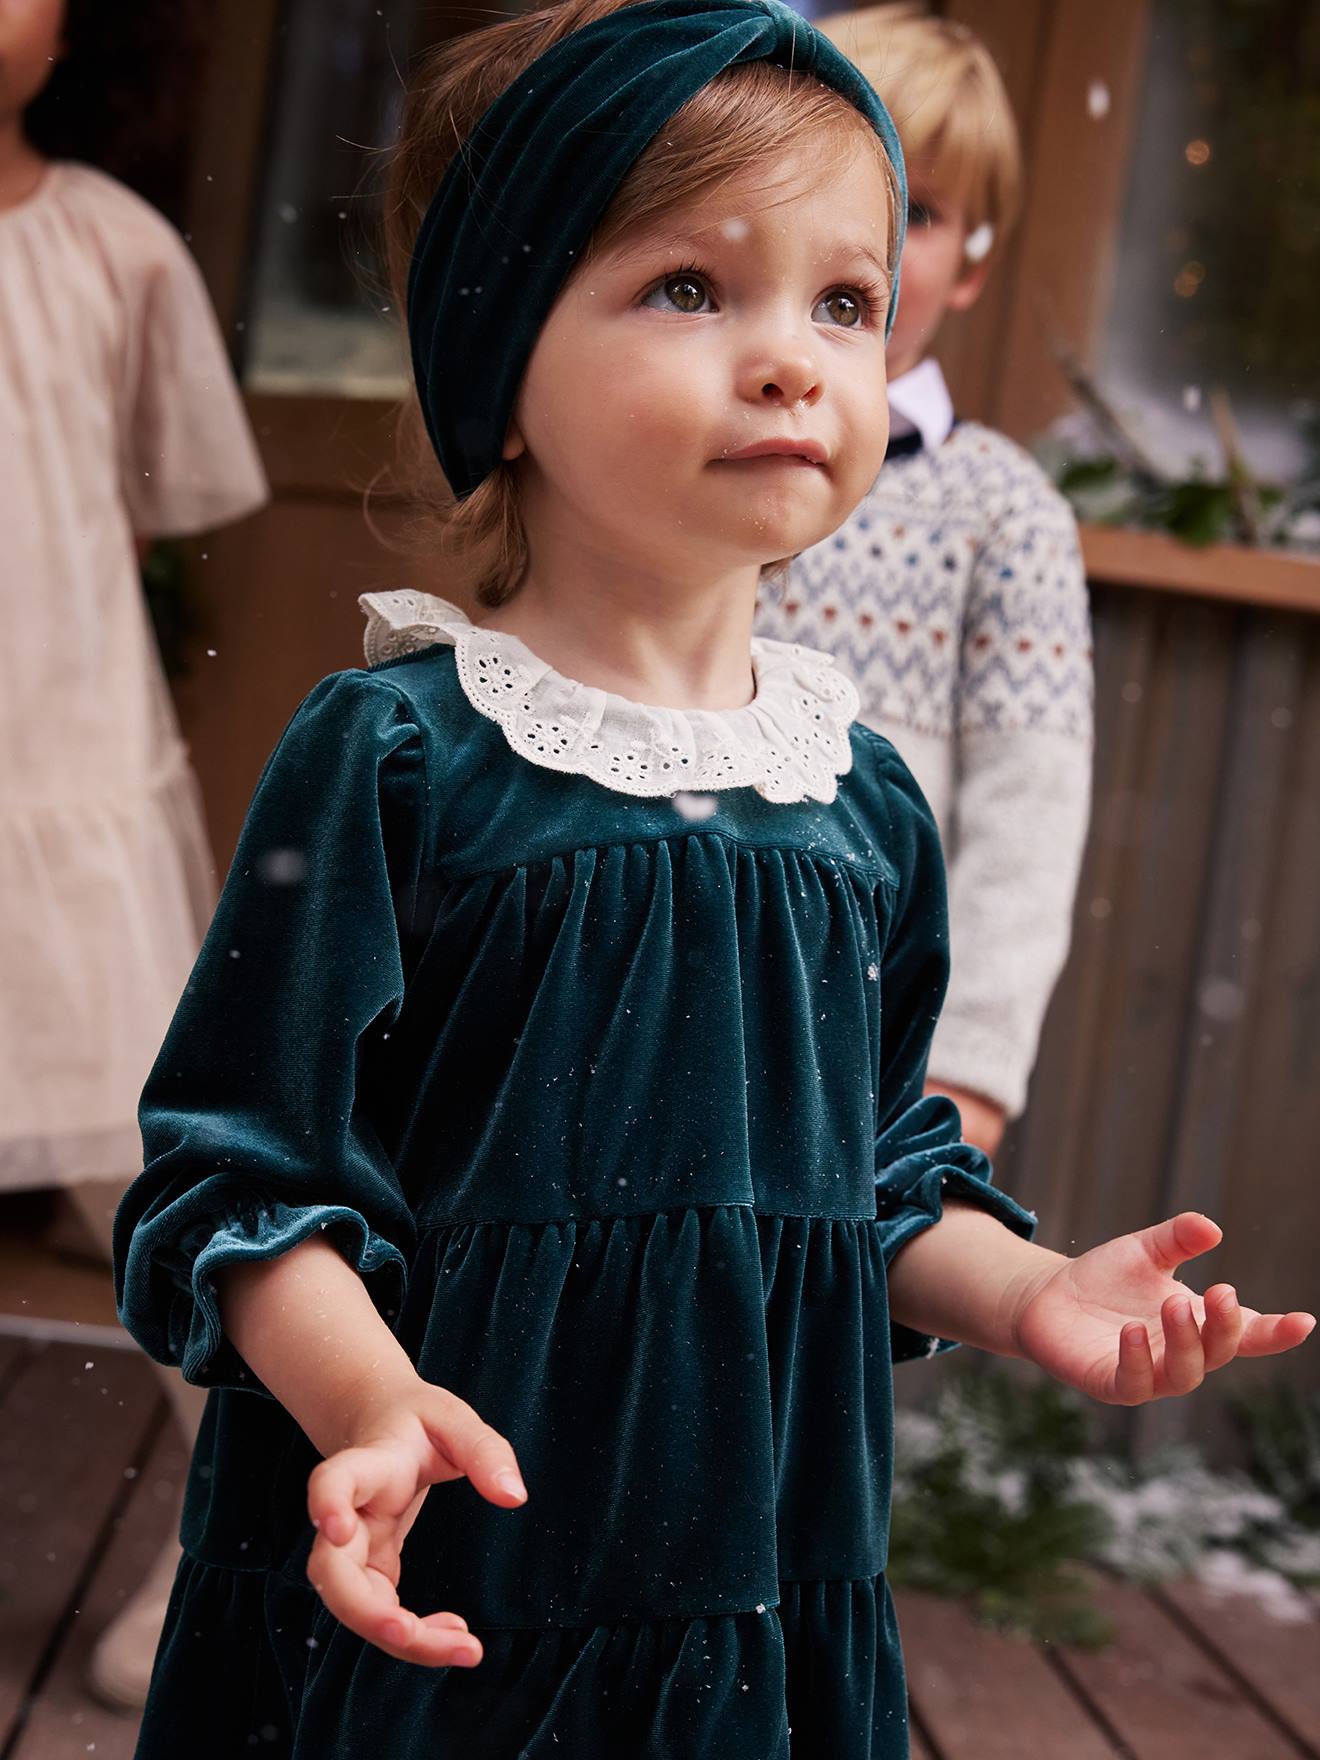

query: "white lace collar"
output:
359 590 858 804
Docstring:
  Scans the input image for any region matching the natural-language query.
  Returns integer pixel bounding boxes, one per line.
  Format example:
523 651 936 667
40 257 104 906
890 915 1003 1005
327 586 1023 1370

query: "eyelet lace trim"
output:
359 590 859 804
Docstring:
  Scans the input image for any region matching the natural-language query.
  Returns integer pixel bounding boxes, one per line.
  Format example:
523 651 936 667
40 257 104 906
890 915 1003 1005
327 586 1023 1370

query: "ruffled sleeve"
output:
869 738 1039 1364
113 187 268 536
113 671 426 1392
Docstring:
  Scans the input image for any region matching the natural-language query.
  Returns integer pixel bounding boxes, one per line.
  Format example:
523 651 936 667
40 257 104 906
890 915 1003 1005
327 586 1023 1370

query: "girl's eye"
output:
908 199 938 229
813 289 866 329
643 273 713 314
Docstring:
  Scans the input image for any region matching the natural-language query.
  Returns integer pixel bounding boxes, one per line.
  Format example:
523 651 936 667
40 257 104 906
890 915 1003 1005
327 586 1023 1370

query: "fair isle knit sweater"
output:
756 415 1094 1118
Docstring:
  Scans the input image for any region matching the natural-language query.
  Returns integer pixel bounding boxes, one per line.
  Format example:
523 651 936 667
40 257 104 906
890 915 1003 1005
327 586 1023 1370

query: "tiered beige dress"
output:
0 162 268 1191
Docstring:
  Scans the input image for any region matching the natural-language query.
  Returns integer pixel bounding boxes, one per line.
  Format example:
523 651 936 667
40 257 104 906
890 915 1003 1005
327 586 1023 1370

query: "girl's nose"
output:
738 345 822 409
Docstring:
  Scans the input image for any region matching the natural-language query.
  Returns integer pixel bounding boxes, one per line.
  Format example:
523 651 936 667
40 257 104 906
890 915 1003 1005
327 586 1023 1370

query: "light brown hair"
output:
382 0 901 607
815 4 1021 257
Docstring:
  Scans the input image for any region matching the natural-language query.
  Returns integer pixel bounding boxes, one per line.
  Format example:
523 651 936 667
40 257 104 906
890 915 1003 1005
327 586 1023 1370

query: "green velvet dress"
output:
115 594 1036 1759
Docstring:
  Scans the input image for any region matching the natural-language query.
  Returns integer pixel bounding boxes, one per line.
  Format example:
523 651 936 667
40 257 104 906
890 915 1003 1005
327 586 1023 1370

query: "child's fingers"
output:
381 1610 485 1670
1112 1322 1155 1405
1139 1212 1223 1276
308 1536 481 1668
1199 1284 1244 1373
417 1384 529 1508
308 1447 406 1547
1158 1295 1206 1395
1235 1309 1317 1358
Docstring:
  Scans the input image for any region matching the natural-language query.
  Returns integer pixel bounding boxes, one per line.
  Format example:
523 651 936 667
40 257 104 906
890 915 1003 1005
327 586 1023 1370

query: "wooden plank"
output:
895 1587 1120 1759
1213 618 1320 1388
1009 588 1219 1277
1074 598 1234 1255
1138 612 1311 1452
993 2 1152 442
0 1346 160 1739
1083 527 1320 619
0 1228 121 1331
245 391 405 500
1160 614 1307 1224
1153 1578 1320 1757
937 0 1051 425
173 496 436 870
11 1416 186 1760
1002 590 1156 1235
184 0 282 346
1055 1577 1303 1760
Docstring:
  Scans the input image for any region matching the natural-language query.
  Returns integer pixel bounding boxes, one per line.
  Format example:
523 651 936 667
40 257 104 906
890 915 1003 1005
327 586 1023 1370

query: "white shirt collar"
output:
886 357 955 456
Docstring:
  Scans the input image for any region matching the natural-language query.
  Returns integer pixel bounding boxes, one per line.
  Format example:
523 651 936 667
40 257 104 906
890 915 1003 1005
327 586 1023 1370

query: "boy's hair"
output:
815 5 1020 255
382 0 900 608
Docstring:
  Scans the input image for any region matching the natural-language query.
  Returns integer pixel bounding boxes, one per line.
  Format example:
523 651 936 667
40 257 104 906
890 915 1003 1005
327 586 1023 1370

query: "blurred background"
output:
1 2 1318 1751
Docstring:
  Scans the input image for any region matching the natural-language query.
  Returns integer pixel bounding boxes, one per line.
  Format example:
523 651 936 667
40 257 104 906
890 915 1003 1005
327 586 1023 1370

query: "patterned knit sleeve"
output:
869 736 1039 1363
926 442 1094 1117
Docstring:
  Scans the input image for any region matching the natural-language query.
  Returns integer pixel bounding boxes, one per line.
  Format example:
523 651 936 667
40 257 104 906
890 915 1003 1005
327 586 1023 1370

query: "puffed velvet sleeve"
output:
113 671 426 1392
870 740 1040 1364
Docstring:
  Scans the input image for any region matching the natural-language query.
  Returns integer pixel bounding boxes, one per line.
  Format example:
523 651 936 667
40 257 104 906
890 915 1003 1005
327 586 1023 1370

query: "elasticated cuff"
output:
177 1200 409 1393
876 1140 1038 1366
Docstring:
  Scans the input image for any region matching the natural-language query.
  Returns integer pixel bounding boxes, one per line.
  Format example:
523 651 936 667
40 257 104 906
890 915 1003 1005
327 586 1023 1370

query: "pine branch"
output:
1209 387 1267 544
1038 300 1170 483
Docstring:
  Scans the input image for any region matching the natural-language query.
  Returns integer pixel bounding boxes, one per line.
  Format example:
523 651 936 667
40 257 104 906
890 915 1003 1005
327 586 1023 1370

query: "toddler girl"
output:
115 1 1314 1755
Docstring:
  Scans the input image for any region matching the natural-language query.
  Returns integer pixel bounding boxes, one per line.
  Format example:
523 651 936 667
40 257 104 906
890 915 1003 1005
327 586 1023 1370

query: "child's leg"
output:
65 1177 204 1709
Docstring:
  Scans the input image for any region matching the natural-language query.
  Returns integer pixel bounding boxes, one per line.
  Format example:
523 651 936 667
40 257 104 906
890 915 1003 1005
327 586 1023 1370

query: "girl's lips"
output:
716 438 829 467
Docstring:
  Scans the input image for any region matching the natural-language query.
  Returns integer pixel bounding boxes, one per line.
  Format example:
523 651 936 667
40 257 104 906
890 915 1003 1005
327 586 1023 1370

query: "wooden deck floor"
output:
2 1334 1318 1760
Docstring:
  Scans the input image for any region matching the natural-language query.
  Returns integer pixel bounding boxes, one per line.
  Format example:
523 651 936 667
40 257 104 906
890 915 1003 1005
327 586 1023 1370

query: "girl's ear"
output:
502 420 527 463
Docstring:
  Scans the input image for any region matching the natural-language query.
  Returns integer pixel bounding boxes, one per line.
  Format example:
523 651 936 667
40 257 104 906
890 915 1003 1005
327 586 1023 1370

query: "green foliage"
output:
1230 1384 1320 1535
1039 405 1318 557
1157 479 1239 548
888 1374 1116 1648
889 1367 1320 1647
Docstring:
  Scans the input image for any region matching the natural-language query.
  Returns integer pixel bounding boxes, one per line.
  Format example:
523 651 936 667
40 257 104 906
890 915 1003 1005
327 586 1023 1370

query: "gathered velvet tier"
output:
183 1208 896 1610
139 1552 911 1759
116 650 1036 1757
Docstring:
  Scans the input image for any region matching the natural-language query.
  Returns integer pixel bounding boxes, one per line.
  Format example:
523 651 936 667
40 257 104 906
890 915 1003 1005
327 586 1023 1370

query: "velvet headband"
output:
407 0 907 497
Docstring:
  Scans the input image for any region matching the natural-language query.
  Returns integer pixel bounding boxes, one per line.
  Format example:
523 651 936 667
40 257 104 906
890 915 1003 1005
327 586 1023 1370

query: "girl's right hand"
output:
306 1381 527 1667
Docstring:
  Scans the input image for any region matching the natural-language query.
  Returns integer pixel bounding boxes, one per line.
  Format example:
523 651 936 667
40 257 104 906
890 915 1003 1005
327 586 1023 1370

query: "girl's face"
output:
0 0 64 124
506 142 893 581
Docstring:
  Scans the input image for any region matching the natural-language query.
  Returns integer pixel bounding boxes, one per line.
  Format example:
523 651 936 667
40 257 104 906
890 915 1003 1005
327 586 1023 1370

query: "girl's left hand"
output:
1012 1211 1316 1405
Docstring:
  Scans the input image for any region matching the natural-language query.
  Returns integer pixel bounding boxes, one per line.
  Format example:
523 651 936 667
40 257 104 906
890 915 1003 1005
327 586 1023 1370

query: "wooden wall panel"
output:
990 1 1151 441
996 586 1320 1452
934 0 1151 440
173 499 447 868
935 0 1052 424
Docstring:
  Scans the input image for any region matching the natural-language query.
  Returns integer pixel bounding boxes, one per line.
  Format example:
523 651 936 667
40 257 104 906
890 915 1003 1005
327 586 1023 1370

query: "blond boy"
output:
757 6 1093 1154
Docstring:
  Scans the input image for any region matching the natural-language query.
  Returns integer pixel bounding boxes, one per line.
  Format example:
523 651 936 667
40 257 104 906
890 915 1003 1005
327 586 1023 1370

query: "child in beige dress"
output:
0 0 268 1710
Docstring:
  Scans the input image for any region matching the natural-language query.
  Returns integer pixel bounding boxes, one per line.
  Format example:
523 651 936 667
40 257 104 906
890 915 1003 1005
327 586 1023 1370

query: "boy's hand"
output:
306 1384 526 1667
1010 1211 1315 1405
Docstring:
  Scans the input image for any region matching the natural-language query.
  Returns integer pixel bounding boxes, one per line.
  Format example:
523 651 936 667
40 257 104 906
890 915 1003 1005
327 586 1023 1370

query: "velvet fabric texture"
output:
115 648 1035 1758
408 0 908 495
